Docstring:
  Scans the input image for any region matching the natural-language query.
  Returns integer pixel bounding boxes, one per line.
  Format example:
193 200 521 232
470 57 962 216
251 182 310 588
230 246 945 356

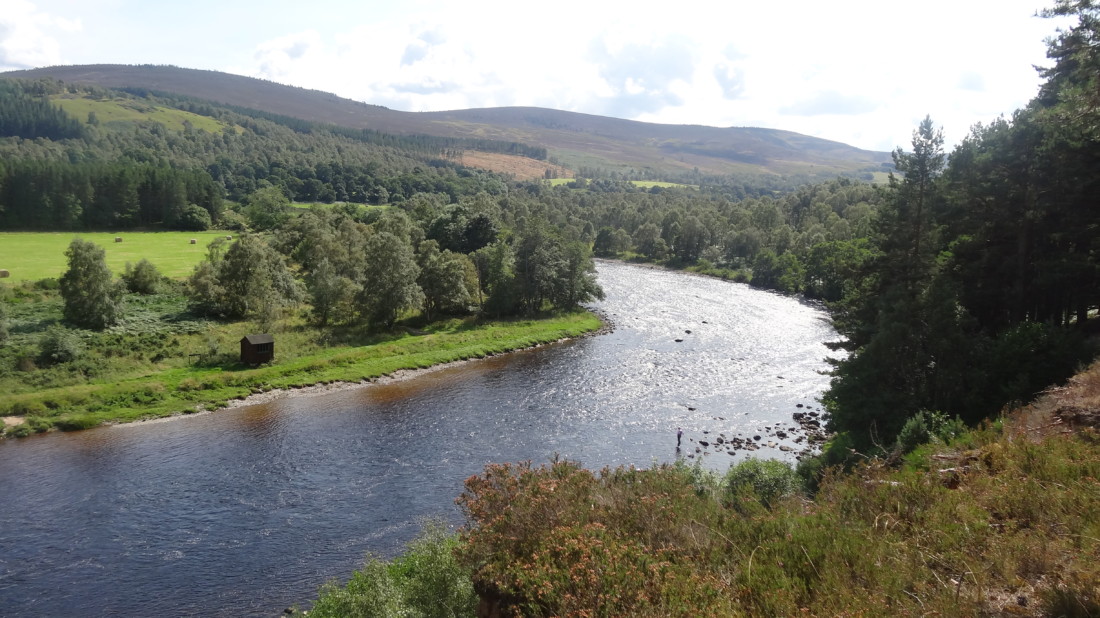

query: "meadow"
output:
50 95 227 133
0 231 231 282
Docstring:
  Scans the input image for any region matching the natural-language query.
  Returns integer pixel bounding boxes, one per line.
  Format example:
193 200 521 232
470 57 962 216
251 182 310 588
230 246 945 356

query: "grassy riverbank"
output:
1 310 603 436
302 361 1100 617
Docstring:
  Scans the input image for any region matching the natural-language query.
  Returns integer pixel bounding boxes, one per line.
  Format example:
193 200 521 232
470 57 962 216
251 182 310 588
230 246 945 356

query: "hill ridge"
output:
2 64 892 179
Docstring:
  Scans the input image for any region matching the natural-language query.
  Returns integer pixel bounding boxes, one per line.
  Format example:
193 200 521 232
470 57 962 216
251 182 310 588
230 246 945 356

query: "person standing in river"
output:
677 427 683 448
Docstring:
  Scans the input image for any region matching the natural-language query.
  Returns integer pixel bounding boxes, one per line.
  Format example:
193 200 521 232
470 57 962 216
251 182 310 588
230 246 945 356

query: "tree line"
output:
822 1 1100 451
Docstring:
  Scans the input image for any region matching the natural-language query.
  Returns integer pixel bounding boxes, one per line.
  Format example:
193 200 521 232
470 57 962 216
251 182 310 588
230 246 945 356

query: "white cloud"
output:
0 0 81 71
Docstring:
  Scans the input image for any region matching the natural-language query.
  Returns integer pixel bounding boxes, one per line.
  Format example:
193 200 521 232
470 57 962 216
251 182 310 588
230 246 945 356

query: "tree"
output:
632 223 662 259
186 235 302 324
417 240 472 321
472 241 517 316
360 232 423 327
554 241 605 308
175 204 212 231
59 238 121 329
306 257 361 326
244 186 291 231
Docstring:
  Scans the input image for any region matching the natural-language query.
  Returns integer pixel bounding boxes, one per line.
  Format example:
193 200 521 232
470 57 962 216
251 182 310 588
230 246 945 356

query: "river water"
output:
0 261 838 616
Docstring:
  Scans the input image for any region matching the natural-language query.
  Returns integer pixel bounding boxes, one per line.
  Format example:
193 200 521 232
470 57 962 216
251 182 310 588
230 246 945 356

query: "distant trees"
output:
359 232 422 327
243 186 291 231
417 241 472 321
60 239 121 330
0 161 222 230
187 235 302 327
0 80 84 141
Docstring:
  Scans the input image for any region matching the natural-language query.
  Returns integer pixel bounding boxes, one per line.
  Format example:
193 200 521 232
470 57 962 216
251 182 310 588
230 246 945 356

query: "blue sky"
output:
0 0 1072 152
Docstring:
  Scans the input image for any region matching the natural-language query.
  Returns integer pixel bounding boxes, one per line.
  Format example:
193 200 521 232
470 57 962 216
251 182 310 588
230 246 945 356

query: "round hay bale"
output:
114 236 123 243
0 269 9 278
225 235 233 240
190 239 197 244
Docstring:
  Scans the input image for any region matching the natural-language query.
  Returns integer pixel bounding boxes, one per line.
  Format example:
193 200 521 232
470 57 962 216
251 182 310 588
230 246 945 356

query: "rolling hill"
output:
1 64 892 180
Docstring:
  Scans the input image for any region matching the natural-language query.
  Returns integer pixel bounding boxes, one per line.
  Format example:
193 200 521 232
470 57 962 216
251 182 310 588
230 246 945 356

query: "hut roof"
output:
242 334 274 345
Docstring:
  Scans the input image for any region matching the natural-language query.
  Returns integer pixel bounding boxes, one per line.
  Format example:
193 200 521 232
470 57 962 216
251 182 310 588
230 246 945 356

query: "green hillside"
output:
51 94 226 133
1 64 892 180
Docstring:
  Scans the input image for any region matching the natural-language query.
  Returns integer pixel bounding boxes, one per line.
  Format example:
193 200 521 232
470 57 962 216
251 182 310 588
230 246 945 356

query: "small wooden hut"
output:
240 334 275 365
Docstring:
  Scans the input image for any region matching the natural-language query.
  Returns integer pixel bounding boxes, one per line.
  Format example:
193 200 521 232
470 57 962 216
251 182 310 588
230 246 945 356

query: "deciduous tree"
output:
59 238 121 329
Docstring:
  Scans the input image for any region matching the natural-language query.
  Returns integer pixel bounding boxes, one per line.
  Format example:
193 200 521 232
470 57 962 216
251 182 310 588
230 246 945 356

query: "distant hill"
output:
2 64 892 180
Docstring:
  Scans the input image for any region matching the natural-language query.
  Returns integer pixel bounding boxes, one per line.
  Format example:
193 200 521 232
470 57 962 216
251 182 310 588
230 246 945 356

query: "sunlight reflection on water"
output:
0 261 839 616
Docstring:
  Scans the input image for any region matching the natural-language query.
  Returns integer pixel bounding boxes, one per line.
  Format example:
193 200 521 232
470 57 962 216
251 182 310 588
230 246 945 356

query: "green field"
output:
0 231 233 282
51 95 227 133
630 180 696 189
546 178 695 189
0 311 604 432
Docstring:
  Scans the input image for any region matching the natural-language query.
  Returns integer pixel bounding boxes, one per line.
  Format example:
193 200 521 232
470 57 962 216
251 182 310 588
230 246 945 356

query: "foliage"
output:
445 403 1100 617
59 238 121 330
187 235 302 323
894 410 966 455
242 186 291 231
38 324 84 365
121 259 162 295
174 204 212 231
823 7 1100 449
360 232 423 327
307 521 476 618
722 457 799 508
0 79 84 140
416 240 472 321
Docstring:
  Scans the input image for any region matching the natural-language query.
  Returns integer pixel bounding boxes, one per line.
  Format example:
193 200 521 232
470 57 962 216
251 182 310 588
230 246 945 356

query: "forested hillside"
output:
0 79 514 230
1 63 892 180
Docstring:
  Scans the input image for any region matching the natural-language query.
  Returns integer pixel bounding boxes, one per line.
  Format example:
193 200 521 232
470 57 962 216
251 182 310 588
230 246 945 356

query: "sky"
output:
0 0 1075 152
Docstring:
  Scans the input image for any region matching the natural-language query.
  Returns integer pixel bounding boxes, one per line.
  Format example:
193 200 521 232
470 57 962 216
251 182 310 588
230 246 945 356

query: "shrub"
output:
308 520 475 618
39 325 84 364
724 457 799 508
122 259 162 295
796 431 859 493
895 410 968 455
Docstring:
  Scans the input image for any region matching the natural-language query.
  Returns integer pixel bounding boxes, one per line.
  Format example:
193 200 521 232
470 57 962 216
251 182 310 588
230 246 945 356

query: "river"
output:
0 261 838 616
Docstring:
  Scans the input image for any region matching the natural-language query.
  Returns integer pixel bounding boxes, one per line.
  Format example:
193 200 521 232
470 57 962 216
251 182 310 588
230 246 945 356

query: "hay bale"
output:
225 235 233 240
114 236 122 243
0 269 9 278
190 239 197 244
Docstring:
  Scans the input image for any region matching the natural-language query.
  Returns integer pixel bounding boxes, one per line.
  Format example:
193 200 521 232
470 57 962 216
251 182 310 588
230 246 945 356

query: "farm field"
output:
546 178 695 189
0 231 232 282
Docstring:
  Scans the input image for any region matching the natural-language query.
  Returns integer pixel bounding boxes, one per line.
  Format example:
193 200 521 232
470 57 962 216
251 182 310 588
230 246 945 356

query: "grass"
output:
0 231 233 282
50 95 227 133
545 179 696 189
0 306 603 434
630 180 697 189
